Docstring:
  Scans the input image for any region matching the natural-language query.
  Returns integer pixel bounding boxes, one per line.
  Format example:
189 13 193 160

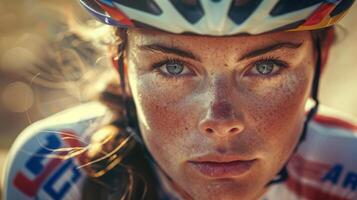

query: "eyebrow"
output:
139 44 200 61
239 42 303 61
140 42 302 63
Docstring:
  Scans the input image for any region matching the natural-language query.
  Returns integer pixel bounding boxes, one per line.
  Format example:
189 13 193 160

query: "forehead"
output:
127 28 312 49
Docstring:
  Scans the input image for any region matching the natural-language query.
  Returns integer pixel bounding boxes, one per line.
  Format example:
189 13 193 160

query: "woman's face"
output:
126 28 315 200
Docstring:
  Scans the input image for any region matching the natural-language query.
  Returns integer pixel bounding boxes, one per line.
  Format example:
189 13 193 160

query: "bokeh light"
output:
2 81 34 112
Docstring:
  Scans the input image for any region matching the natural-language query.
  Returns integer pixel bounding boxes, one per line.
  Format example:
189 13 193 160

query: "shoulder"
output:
310 104 357 134
302 104 357 158
2 101 113 200
264 106 357 200
281 105 357 200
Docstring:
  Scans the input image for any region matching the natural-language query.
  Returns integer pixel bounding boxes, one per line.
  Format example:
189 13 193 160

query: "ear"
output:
319 27 336 71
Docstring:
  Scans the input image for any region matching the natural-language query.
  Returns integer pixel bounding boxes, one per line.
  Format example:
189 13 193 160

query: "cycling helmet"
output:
79 0 354 35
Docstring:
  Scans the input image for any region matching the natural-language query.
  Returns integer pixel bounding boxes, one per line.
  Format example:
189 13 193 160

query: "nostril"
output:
229 127 239 134
206 128 214 134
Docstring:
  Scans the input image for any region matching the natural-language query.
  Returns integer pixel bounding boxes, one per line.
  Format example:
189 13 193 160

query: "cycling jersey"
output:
2 101 357 200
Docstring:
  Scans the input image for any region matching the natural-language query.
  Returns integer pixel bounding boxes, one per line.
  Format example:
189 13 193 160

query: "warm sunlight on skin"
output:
125 28 316 200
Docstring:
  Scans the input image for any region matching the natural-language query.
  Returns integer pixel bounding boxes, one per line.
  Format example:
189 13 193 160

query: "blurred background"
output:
0 0 357 182
0 0 117 181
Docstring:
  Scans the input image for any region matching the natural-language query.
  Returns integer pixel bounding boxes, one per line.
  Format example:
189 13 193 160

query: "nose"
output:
198 100 244 138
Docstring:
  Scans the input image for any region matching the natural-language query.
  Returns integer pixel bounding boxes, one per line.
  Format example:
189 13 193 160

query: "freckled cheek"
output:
130 74 200 161
244 72 311 148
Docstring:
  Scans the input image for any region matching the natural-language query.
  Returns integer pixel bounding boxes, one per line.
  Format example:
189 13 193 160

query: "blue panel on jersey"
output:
342 171 357 191
322 164 343 184
25 134 61 175
43 159 81 200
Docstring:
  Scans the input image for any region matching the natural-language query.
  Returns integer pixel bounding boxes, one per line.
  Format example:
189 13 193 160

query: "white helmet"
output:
79 0 354 35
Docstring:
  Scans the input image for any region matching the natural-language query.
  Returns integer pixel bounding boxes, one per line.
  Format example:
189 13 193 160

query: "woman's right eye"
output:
154 59 193 77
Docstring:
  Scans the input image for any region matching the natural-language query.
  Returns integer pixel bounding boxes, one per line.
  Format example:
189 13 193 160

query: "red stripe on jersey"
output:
314 115 357 132
288 154 330 182
286 174 349 200
59 130 87 166
13 153 65 197
289 154 330 171
13 131 84 197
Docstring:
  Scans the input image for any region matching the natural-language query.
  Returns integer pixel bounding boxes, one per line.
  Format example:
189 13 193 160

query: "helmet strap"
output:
116 41 144 144
117 42 129 127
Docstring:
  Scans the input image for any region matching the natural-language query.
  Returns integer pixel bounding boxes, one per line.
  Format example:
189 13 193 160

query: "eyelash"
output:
152 58 192 79
151 56 289 79
246 56 289 77
152 58 182 68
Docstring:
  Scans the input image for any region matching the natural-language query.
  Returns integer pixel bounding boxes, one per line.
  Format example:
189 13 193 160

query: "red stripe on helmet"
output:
95 0 134 26
303 3 337 26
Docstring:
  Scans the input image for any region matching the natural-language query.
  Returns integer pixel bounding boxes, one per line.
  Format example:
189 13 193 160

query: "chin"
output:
188 182 265 200
179 166 268 200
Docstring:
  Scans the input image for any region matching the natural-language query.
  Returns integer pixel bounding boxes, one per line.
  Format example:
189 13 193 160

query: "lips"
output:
189 155 256 178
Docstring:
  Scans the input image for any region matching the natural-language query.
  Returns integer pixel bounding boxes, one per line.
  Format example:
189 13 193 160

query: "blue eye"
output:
154 59 192 77
249 59 287 76
256 61 275 75
165 62 184 75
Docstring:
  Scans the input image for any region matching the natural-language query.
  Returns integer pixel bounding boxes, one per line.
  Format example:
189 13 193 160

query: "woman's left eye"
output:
247 59 287 76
